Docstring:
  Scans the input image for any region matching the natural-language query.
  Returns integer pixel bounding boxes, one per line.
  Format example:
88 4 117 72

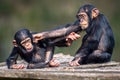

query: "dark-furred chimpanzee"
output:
33 4 115 66
69 4 115 66
6 29 60 69
7 29 80 69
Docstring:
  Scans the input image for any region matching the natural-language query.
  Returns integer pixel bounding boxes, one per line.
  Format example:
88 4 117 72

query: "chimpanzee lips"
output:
80 22 87 25
26 47 33 52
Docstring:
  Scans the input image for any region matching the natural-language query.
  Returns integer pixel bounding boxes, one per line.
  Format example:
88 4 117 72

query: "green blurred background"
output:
0 0 120 62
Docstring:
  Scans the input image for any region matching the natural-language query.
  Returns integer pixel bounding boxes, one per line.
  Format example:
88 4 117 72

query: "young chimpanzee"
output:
6 29 80 69
34 4 115 66
6 29 60 69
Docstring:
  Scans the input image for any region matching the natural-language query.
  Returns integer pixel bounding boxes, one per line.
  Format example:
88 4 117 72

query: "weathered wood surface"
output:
0 53 120 80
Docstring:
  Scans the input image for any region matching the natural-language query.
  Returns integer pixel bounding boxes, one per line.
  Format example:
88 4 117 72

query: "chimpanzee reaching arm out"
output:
33 21 82 42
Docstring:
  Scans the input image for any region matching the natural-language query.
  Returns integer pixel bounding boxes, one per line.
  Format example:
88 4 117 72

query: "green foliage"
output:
0 0 120 62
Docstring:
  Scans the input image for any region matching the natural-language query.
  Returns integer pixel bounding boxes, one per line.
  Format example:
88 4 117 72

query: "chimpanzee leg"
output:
85 50 111 64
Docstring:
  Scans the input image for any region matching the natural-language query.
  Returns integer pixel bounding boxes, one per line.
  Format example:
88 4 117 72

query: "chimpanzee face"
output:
21 37 34 52
76 11 89 30
76 4 99 30
14 29 34 53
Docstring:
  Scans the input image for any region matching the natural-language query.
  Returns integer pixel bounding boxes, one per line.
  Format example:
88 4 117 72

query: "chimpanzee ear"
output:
92 8 99 19
13 40 18 47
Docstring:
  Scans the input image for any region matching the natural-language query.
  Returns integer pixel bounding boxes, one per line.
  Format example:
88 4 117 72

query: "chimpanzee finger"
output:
73 61 77 66
75 61 80 66
55 63 60 67
69 61 74 66
74 34 81 39
20 65 25 69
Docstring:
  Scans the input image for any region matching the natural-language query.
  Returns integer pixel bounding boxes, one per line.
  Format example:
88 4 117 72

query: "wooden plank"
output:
0 54 120 80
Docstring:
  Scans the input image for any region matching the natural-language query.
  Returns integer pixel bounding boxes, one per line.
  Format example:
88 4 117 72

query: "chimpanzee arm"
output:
45 46 55 63
36 20 82 39
27 62 47 69
6 47 19 69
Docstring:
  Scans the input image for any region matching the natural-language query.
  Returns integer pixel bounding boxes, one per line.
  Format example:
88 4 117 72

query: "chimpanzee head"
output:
76 4 100 30
14 29 34 53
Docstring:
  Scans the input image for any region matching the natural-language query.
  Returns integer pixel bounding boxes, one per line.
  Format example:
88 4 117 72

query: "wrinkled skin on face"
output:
76 11 89 29
76 4 99 30
21 37 34 52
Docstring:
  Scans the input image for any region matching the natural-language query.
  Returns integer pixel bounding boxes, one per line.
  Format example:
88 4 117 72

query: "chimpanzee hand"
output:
33 33 45 43
66 32 80 41
49 59 60 67
66 32 80 46
11 64 25 69
69 57 80 66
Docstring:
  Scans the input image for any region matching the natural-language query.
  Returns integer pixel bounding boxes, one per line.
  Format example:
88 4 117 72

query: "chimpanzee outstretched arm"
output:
6 47 19 69
34 20 82 39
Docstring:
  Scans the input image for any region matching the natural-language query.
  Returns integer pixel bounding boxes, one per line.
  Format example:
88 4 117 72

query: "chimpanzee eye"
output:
24 39 31 44
27 39 31 43
83 14 87 18
21 41 26 46
76 15 81 19
21 38 31 46
78 15 84 19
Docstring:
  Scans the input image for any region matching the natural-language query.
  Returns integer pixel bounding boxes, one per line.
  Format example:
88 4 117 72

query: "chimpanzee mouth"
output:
26 47 33 52
80 23 87 26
